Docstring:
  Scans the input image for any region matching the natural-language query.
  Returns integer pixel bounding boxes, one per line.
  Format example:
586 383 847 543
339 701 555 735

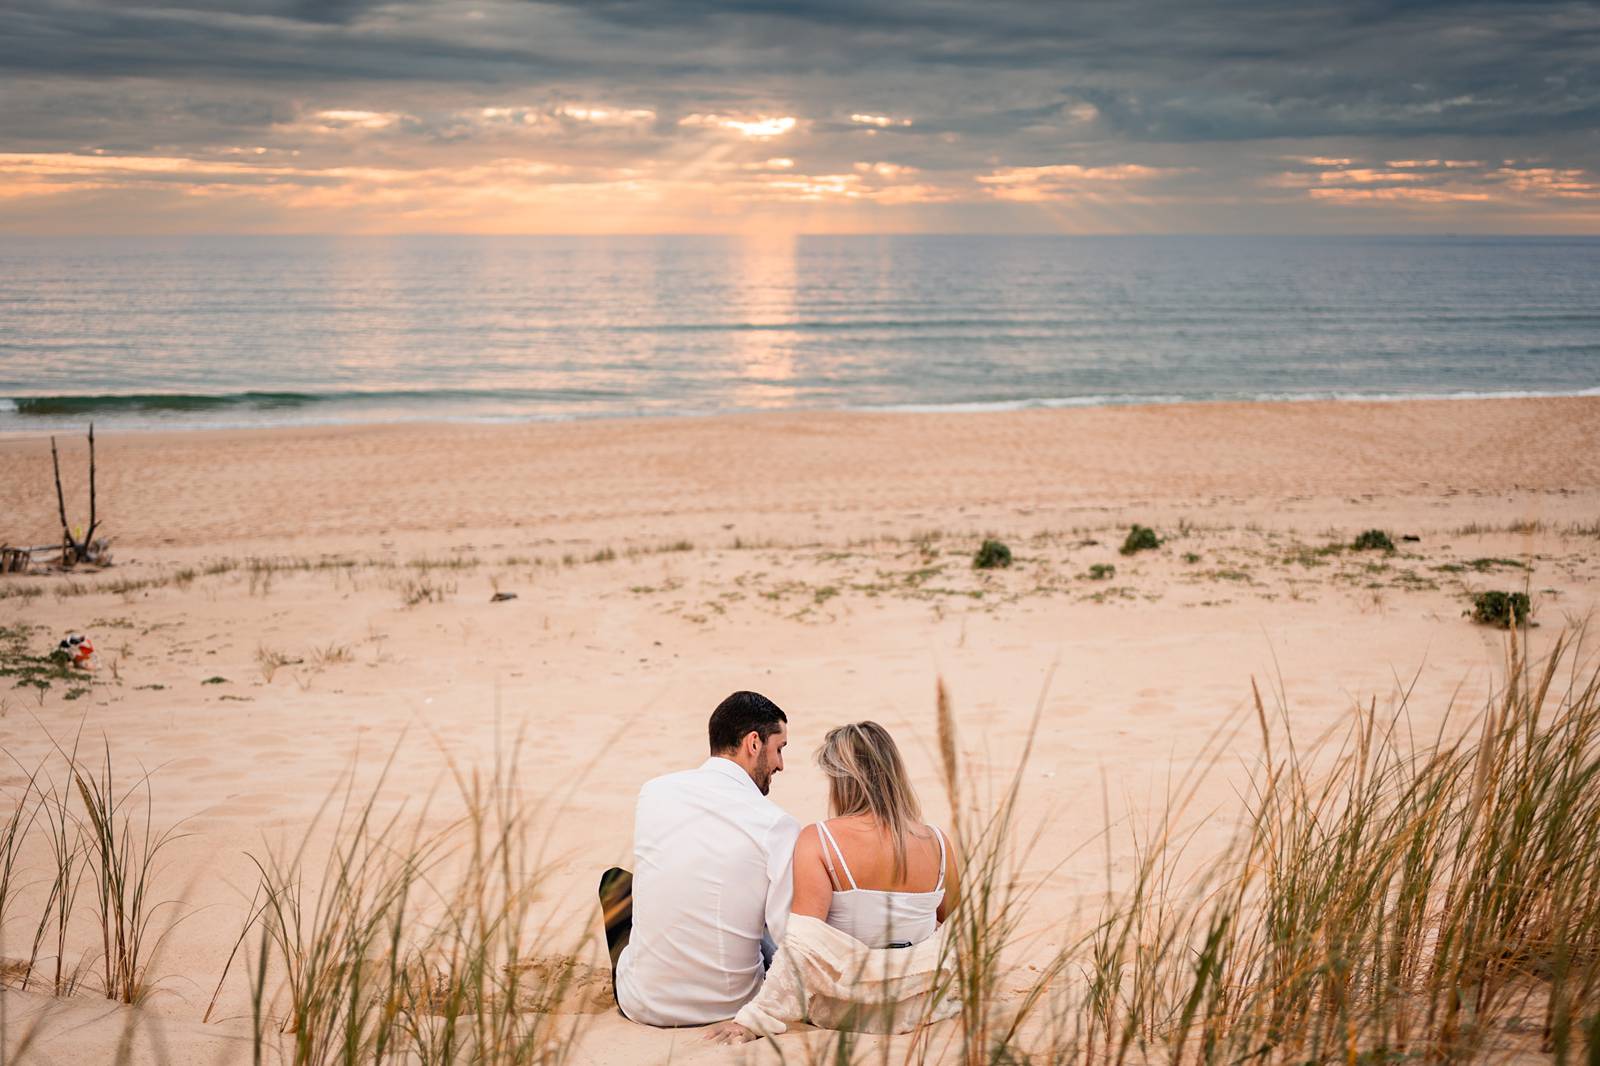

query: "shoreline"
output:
4 385 1600 438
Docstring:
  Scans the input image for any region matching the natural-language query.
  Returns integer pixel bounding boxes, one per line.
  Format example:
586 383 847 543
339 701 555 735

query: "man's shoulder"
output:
639 766 701 793
636 765 798 831
752 795 802 838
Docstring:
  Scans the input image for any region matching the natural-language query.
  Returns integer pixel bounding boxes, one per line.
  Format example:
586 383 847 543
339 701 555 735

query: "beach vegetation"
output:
1435 557 1531 574
73 742 189 1003
1182 552 1201 564
1469 590 1532 628
587 547 617 564
398 576 455 606
255 644 298 682
230 738 595 1066
1120 524 1161 555
0 582 43 603
1086 563 1116 580
1 625 83 701
1203 567 1253 582
1352 528 1396 552
309 642 353 668
409 554 481 572
1453 519 1548 536
1284 542 1346 567
5 626 1600 1066
972 540 1013 570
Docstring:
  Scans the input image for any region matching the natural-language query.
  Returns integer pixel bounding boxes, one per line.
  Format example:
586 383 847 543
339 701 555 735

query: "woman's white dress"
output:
732 822 957 1036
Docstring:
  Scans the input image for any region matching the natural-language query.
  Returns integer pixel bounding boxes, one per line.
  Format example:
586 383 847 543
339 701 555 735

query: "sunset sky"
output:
4 0 1599 235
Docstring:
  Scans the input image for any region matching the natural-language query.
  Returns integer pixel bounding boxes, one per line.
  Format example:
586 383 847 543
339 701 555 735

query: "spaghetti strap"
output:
814 825 842 890
929 824 948 891
816 821 859 891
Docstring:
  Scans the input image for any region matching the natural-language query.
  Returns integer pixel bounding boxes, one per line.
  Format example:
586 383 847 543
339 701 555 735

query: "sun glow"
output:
679 114 797 138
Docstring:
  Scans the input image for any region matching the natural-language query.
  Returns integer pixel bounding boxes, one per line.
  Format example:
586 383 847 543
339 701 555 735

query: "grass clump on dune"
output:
1469 589 1532 628
230 740 598 1066
972 539 1013 570
1120 525 1161 555
1352 528 1396 552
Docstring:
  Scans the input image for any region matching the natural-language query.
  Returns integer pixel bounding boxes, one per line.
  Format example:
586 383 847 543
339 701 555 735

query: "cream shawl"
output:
733 914 958 1036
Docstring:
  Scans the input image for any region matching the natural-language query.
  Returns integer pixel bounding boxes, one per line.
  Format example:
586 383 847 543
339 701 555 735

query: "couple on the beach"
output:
598 691 961 1041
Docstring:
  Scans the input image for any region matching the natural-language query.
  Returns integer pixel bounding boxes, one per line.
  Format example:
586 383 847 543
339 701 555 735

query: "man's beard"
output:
752 749 772 795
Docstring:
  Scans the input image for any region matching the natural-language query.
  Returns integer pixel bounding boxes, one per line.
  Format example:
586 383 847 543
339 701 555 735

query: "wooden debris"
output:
50 423 108 568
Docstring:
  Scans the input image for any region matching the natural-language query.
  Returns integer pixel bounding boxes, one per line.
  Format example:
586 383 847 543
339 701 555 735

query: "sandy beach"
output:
1 395 1597 1064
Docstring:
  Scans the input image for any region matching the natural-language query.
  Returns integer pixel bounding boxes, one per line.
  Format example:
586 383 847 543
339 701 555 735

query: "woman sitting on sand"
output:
708 721 962 1042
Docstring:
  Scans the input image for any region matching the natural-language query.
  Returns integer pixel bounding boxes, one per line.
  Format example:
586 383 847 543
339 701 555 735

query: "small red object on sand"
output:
59 633 94 668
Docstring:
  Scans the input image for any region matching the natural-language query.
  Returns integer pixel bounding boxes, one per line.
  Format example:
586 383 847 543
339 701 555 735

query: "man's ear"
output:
742 730 761 759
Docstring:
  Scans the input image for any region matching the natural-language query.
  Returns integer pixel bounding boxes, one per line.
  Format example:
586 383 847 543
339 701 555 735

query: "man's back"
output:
615 757 801 1025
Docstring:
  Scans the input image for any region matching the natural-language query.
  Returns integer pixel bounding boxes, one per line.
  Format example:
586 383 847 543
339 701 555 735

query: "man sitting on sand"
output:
599 691 801 1026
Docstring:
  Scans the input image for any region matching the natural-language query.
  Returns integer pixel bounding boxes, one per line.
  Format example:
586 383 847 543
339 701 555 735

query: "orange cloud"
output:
1493 165 1599 198
1319 169 1425 184
977 163 1168 202
1308 187 1492 203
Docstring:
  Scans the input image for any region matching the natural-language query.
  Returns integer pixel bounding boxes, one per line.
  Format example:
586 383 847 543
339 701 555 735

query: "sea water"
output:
2 234 1596 432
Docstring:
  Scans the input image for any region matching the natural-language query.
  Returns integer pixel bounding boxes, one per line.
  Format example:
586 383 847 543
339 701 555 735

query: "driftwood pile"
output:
1 424 110 575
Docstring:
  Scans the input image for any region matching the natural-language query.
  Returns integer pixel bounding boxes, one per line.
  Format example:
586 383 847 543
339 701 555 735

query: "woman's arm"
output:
935 825 961 925
791 824 834 920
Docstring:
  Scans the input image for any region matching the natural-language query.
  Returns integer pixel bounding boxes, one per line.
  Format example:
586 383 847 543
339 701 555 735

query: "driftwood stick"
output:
50 436 70 537
85 423 98 545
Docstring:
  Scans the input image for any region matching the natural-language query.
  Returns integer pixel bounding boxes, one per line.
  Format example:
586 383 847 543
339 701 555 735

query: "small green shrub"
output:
972 539 1013 570
1182 552 1201 564
1352 529 1395 552
1120 525 1161 556
1087 563 1116 581
1469 590 1531 628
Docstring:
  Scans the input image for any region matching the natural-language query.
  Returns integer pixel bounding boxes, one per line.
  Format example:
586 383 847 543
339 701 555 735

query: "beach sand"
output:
1 396 1597 1064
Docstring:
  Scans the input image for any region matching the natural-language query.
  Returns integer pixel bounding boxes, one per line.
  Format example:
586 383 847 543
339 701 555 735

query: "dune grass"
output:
914 626 1600 1066
232 739 593 1066
3 629 1599 1065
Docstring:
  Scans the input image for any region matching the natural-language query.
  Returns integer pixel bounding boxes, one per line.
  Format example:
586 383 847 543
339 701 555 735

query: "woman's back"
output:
814 816 948 948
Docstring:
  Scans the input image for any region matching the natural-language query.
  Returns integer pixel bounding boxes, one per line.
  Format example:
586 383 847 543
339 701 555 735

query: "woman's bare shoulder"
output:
792 822 826 857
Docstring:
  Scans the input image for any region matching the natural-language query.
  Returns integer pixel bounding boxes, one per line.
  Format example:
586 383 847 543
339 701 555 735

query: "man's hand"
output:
705 1021 758 1045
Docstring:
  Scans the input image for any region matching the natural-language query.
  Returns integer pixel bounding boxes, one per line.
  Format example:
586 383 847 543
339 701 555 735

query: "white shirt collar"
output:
701 755 759 793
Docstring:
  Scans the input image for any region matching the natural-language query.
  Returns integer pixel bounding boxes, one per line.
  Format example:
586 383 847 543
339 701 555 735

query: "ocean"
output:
2 235 1597 433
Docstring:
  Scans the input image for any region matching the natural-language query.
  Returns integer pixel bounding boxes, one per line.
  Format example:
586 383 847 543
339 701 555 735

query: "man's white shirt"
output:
615 756 802 1026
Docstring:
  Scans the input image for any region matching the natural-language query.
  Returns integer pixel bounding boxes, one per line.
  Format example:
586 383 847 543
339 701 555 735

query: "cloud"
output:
1 0 1597 232
679 114 798 138
976 162 1174 201
850 114 913 128
556 105 657 126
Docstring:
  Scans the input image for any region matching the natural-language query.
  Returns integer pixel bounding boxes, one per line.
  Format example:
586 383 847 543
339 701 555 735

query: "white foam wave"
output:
855 386 1600 416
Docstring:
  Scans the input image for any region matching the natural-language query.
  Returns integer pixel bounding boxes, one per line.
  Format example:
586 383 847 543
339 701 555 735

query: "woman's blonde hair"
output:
816 721 924 879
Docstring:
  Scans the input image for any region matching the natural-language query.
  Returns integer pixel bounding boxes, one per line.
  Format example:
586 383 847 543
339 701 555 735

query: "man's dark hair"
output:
708 691 787 753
